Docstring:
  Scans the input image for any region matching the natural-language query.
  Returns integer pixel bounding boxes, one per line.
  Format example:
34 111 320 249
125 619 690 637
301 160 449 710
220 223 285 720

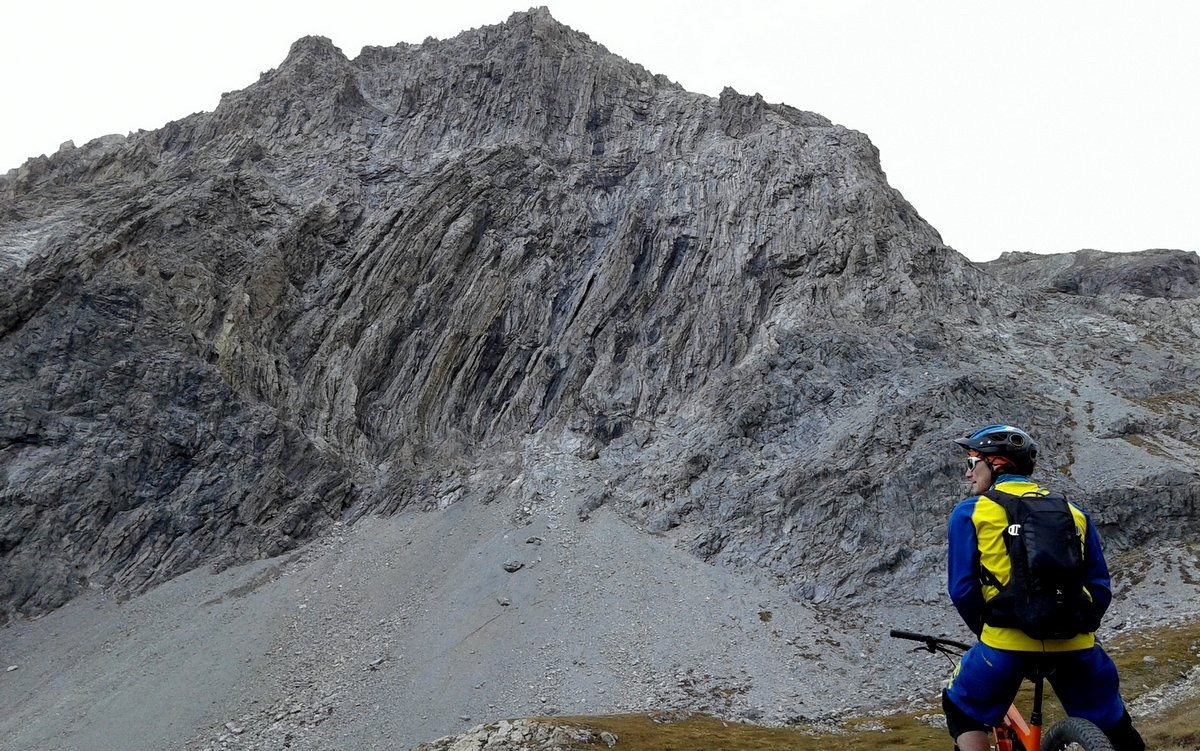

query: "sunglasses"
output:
966 456 986 471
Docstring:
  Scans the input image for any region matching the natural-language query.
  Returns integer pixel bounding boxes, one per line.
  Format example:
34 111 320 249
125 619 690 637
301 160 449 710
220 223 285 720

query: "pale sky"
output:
4 0 1197 261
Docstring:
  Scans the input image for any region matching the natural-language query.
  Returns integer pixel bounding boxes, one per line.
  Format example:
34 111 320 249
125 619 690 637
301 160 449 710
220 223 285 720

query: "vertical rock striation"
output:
1 8 1197 622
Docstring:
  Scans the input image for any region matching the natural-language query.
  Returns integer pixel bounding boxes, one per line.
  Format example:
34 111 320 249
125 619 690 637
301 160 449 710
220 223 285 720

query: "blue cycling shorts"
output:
945 642 1126 728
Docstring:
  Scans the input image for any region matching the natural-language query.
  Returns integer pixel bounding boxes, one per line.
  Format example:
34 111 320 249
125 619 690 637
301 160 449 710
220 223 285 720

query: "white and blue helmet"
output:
954 424 1038 463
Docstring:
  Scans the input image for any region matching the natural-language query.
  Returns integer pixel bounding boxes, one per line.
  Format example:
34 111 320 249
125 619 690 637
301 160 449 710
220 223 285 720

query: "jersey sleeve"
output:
947 499 984 635
1081 509 1113 617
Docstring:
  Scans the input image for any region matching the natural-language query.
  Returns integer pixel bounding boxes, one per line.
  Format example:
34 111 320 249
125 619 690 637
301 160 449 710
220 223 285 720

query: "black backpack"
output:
979 490 1102 640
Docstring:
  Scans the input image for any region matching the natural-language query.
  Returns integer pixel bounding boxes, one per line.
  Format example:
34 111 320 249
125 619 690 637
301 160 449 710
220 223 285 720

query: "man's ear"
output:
987 456 1013 473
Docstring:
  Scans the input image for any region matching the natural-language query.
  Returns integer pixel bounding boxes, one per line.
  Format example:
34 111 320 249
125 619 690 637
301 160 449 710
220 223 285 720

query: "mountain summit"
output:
2 9 1199 750
1 7 1196 630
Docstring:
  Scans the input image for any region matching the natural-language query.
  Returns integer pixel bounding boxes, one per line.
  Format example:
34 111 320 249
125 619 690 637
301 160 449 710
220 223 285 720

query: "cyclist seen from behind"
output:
944 425 1145 751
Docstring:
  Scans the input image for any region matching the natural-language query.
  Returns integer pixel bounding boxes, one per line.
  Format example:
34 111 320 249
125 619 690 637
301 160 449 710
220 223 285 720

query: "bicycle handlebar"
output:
889 629 972 653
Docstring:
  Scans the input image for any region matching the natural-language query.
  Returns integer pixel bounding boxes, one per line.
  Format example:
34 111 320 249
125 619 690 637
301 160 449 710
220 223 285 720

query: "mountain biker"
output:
944 425 1145 751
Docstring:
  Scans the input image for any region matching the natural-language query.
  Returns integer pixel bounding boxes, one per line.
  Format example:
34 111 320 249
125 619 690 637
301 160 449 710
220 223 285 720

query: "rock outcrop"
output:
2 8 1198 623
409 720 604 751
983 248 1200 300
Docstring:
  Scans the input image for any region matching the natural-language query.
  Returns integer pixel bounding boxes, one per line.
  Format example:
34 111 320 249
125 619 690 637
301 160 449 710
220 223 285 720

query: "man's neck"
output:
994 474 1031 485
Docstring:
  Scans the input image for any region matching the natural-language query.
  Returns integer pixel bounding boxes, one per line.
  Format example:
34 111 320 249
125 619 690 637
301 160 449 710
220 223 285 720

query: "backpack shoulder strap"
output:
979 565 1005 590
980 489 1022 519
977 490 1022 589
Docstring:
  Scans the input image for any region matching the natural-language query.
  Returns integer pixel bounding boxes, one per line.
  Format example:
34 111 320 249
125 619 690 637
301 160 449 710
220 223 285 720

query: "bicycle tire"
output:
1040 717 1115 751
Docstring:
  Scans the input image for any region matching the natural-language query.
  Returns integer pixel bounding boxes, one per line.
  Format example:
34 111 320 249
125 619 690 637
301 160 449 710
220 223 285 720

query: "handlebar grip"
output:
889 629 931 642
889 629 972 652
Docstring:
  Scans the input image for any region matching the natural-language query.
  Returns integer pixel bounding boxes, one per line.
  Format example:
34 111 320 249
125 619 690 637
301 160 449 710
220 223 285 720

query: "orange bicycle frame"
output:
993 669 1046 751
993 703 1039 751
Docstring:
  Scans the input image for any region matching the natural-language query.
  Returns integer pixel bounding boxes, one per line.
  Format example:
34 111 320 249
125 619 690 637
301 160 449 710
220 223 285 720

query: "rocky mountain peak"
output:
984 248 1200 299
0 11 1196 634
268 35 353 88
506 5 572 33
497 6 618 56
284 34 348 65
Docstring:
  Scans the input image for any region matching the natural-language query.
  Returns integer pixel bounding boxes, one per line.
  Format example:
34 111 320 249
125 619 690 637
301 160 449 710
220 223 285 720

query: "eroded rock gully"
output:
2 8 1198 625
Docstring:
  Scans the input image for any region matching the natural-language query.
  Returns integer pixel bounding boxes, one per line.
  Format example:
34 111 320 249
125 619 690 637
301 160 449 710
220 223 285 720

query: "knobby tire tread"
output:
1040 717 1115 751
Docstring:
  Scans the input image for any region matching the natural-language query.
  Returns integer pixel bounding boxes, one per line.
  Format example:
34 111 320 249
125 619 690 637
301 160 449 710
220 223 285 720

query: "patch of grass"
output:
1130 392 1200 415
1119 433 1174 459
547 712 946 751
539 620 1200 751
1105 619 1200 700
1141 700 1200 751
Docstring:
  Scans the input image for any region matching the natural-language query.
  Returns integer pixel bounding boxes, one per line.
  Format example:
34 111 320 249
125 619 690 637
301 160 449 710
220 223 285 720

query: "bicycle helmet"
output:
954 424 1038 463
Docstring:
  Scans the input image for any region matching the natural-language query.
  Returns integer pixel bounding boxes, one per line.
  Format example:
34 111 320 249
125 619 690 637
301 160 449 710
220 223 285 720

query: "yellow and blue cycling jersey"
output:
947 475 1112 651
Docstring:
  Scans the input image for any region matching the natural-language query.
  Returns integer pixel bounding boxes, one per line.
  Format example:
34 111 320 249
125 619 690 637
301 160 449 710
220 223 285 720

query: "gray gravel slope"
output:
5 465 1196 751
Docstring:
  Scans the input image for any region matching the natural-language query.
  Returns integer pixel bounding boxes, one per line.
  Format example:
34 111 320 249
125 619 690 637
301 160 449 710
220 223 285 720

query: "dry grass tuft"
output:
545 712 946 751
540 619 1200 750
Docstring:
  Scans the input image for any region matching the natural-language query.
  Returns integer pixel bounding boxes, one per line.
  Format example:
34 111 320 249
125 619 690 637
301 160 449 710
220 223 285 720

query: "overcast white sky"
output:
4 1 1197 261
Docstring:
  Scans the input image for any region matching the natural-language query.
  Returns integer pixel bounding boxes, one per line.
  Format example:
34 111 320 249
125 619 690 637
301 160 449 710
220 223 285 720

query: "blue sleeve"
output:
1082 510 1112 616
947 499 984 635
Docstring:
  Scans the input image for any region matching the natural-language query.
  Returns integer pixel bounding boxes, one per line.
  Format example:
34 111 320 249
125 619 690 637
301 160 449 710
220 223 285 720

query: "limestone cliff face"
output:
1 8 1196 621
